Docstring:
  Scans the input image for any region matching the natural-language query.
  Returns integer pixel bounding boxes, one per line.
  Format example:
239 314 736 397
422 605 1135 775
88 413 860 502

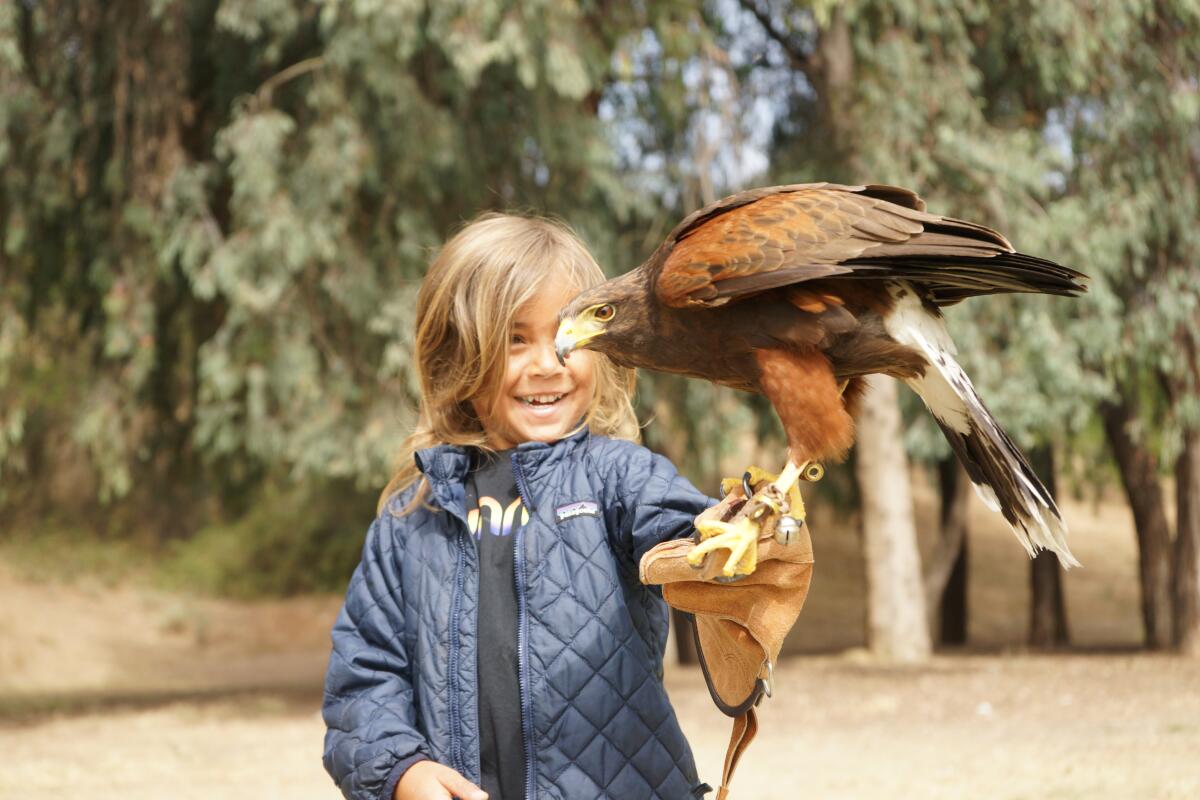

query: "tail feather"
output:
882 284 1079 568
845 250 1089 306
934 418 1077 566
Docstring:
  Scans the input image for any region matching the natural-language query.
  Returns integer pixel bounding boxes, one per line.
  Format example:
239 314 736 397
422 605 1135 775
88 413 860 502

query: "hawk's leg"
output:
687 460 810 577
763 459 805 506
687 349 847 577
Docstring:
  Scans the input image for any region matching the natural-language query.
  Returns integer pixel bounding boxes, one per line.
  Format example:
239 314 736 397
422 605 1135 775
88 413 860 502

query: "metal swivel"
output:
801 462 825 482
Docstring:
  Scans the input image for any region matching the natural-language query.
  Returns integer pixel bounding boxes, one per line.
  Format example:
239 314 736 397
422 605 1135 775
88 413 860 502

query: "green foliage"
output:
726 0 1200 485
161 478 374 597
4 0 1198 591
0 0 709 519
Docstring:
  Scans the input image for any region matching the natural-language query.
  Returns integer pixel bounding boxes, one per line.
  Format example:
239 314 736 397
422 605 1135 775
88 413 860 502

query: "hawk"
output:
555 183 1087 576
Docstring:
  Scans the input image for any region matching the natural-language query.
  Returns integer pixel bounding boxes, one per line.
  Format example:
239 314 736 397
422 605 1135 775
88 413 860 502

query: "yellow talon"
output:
696 461 815 577
719 465 777 499
688 516 760 577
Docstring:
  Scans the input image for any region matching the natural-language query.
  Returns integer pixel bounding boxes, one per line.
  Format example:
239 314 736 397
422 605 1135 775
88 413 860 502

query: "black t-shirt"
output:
465 447 526 800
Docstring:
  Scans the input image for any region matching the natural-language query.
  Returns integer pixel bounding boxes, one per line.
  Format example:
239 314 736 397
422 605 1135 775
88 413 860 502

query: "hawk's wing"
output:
650 183 1083 308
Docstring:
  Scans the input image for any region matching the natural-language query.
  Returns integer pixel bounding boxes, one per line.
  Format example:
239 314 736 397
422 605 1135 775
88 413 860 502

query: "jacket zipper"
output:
432 464 476 780
448 519 468 777
510 452 538 800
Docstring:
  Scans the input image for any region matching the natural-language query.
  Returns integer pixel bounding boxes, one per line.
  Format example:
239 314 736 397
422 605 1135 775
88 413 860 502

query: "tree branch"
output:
253 56 326 108
736 0 813 73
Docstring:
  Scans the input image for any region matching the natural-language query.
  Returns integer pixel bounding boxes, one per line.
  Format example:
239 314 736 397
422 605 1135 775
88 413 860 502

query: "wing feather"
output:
648 184 1084 309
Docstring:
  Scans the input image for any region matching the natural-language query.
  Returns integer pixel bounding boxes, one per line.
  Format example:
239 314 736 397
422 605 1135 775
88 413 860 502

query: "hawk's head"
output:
555 272 646 366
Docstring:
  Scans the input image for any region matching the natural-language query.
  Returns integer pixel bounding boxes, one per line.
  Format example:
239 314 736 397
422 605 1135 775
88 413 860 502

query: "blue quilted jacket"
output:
322 426 718 800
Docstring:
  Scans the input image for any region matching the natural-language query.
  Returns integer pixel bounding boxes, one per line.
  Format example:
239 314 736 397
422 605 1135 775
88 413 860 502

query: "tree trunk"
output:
1027 445 1069 648
1100 395 1174 649
806 5 862 182
936 455 964 642
1174 428 1200 655
1163 330 1200 656
855 375 931 662
940 535 969 646
1029 552 1068 648
927 457 970 645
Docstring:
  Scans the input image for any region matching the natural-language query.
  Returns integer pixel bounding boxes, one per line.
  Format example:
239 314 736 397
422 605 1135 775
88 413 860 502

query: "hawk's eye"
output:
595 304 615 322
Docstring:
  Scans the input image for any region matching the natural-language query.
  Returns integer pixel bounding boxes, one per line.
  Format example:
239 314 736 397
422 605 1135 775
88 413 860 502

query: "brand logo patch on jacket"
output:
555 500 600 522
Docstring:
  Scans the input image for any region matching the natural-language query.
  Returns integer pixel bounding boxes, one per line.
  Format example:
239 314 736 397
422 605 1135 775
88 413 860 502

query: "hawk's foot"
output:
688 515 760 577
689 461 817 578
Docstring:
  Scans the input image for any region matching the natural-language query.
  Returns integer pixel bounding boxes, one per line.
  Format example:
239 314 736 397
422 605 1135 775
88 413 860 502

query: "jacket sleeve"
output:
322 508 431 800
611 445 719 570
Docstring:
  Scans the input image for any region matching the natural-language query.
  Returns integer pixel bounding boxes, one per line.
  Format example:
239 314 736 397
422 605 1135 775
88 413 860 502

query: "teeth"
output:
519 393 565 404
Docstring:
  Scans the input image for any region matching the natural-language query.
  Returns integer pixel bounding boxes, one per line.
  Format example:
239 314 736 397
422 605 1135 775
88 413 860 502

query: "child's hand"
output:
394 760 488 800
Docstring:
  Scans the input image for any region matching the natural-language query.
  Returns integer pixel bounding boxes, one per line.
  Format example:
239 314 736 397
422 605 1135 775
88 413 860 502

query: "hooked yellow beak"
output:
555 314 605 365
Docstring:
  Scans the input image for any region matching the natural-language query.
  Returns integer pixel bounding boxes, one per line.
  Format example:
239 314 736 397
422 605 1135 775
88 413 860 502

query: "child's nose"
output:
530 340 564 375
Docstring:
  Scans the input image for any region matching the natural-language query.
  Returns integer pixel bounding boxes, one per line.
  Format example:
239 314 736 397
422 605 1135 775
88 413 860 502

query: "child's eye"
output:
511 334 526 345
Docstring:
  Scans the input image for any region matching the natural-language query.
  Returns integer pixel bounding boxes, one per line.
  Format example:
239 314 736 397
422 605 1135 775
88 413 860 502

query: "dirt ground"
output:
3 480 1199 799
3 655 1197 800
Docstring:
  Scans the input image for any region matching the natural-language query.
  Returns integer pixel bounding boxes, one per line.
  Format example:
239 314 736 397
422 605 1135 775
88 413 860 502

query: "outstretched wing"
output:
650 183 1085 308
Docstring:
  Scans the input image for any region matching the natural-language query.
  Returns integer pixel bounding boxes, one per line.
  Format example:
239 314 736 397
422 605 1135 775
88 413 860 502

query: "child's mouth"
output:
516 393 566 407
516 391 568 417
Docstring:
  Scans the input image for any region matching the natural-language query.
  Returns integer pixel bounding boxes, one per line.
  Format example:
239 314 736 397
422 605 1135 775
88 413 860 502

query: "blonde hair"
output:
379 211 640 515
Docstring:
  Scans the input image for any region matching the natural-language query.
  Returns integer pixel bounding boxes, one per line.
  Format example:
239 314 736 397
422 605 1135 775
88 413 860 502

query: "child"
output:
322 212 717 800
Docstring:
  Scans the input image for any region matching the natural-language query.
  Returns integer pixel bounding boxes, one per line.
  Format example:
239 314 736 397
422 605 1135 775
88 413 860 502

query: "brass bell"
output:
775 515 803 545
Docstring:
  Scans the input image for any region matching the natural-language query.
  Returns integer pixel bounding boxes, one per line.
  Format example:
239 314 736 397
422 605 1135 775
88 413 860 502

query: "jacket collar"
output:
413 424 592 516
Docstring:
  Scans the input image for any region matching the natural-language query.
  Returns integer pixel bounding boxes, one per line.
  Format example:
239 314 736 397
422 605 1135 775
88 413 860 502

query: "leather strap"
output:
715 708 758 800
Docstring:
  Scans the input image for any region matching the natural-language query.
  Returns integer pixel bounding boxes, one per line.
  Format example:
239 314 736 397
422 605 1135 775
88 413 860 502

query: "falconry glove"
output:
639 467 816 800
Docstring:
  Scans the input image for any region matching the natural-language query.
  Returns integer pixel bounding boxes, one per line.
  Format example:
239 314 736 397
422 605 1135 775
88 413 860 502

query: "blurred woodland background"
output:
3 2 1200 797
4 0 1198 652
2 0 1200 729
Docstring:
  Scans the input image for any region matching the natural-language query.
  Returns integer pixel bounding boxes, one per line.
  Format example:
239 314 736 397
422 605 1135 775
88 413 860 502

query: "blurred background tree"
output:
1 0 1197 654
712 0 1200 656
0 0 713 536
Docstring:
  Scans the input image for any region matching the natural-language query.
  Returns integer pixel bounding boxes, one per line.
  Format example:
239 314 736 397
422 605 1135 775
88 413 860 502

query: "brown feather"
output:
754 348 855 464
648 183 1085 310
840 376 870 420
785 288 829 314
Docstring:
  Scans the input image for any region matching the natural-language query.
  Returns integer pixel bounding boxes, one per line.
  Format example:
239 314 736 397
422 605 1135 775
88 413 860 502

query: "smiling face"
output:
472 273 597 450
